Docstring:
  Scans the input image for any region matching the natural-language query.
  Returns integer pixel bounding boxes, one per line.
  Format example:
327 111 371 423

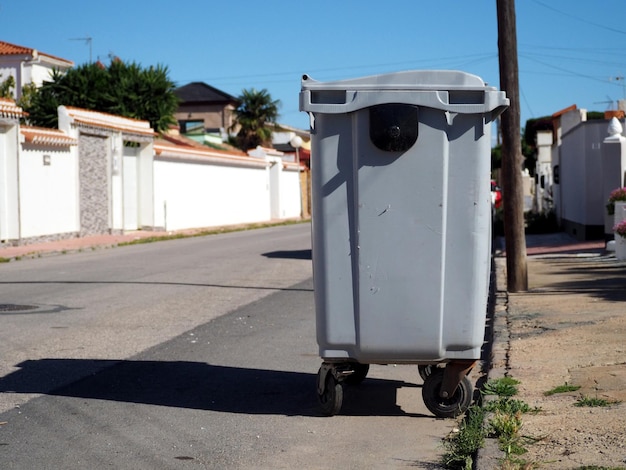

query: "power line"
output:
519 50 626 69
520 53 620 85
175 53 496 84
531 0 626 36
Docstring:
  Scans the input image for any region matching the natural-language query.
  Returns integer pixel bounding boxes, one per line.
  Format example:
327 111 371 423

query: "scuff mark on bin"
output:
378 205 391 216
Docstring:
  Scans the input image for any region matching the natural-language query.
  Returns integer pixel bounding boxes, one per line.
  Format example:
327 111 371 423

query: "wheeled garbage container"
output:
299 70 509 418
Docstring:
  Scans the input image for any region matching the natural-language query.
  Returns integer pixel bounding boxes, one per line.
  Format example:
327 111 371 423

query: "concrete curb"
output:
474 255 508 469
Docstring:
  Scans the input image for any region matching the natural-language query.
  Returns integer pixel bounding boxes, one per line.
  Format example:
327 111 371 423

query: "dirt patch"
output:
500 253 626 469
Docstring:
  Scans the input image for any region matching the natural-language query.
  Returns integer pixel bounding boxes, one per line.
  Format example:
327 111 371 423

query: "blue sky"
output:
2 1 626 132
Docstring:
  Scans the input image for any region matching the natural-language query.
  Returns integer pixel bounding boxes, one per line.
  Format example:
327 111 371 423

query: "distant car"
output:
491 180 502 209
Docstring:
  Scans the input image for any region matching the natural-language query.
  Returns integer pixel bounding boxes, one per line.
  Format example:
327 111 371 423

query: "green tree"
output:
0 75 15 98
23 59 179 133
17 82 38 111
231 88 280 151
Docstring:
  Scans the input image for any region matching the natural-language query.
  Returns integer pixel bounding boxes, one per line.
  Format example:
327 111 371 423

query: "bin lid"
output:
301 70 494 92
300 70 509 117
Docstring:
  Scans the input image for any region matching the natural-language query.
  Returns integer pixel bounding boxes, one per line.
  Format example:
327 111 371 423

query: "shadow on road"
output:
0 358 429 418
262 249 312 260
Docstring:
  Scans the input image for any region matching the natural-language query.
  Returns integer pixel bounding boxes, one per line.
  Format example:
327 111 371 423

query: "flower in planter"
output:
606 187 626 215
614 219 626 238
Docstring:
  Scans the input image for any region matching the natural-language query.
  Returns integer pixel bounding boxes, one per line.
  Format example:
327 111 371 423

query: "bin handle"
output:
300 89 509 117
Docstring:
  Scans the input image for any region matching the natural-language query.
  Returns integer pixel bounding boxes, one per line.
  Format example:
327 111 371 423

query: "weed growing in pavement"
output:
483 377 520 397
544 383 581 396
482 377 538 469
484 397 541 415
0 257 9 263
488 410 525 455
442 377 539 469
574 396 620 407
572 379 622 408
441 405 485 470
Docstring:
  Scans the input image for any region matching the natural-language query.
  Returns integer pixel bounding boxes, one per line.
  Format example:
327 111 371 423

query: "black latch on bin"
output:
369 103 418 152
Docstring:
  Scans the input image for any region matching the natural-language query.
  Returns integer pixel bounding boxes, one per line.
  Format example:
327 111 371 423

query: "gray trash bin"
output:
299 70 508 417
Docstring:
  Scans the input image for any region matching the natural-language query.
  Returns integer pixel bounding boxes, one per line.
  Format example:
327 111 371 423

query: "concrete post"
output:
601 117 626 238
0 121 21 243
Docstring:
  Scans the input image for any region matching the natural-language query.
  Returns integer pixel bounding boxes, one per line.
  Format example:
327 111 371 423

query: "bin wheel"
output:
418 365 433 381
422 369 473 419
344 363 369 385
317 367 343 416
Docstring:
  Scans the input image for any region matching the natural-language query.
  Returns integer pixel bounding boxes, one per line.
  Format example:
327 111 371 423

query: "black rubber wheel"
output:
317 368 343 416
343 363 369 385
422 369 473 418
418 365 433 381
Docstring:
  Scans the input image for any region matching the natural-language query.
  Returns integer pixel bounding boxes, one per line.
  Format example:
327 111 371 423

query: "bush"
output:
525 210 559 234
606 187 626 216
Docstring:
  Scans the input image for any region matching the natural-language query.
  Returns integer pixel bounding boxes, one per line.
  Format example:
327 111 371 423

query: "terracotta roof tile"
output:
63 106 155 136
0 98 26 119
154 140 266 168
21 126 78 146
0 40 32 55
0 40 73 66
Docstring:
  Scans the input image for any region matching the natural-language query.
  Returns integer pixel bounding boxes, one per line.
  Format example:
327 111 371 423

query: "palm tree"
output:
231 88 280 151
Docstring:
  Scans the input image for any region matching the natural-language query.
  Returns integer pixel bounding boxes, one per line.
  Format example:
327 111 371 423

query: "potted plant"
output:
606 187 626 216
614 219 626 261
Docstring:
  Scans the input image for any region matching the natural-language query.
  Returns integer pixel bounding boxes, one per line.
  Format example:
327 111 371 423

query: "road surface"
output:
0 224 453 469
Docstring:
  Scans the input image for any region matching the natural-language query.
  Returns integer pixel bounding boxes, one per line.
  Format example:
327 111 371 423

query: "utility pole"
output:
497 0 528 292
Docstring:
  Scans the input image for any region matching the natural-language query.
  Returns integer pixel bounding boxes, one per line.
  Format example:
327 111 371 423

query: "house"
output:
0 40 74 99
538 104 626 241
173 82 311 159
173 82 239 145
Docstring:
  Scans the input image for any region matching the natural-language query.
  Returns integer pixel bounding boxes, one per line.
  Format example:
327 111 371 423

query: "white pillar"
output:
602 117 626 237
0 121 21 242
138 141 155 229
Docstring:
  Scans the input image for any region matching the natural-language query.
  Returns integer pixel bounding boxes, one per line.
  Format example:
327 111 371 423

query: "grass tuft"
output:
483 377 520 397
574 396 620 408
441 405 485 470
484 397 541 415
544 383 581 396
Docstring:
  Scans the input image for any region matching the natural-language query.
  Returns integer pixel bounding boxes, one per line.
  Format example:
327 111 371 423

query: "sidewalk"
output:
0 222 288 261
0 230 184 261
478 233 626 469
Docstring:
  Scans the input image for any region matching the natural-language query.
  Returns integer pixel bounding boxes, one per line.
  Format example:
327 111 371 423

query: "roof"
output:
174 82 239 105
160 132 245 154
61 106 155 136
0 98 27 119
153 140 268 170
0 40 73 67
21 126 78 146
552 104 577 118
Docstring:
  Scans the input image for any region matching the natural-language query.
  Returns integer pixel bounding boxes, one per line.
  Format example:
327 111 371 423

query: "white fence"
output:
0 102 302 246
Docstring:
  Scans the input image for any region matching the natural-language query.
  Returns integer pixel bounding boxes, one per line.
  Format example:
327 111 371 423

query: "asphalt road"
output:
0 224 452 469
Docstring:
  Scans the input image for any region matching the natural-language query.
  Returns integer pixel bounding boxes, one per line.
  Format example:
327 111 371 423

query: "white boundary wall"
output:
153 148 301 231
1 102 303 245
19 144 80 238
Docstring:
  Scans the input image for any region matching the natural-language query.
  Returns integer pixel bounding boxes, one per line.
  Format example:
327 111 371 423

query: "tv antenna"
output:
69 36 93 62
610 75 626 100
594 96 617 110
